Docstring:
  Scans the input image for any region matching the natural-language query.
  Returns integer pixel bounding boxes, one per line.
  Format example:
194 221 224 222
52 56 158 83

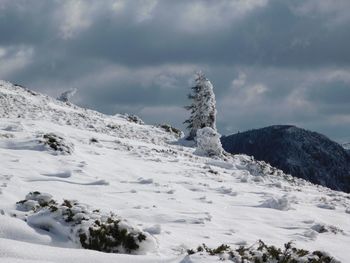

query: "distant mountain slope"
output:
221 125 350 193
343 143 350 154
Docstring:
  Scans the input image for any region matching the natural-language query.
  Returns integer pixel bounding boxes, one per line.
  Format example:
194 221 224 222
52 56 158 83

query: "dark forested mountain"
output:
343 143 350 155
221 125 350 193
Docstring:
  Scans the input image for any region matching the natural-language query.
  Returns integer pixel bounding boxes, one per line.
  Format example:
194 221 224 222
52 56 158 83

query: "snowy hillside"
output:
1 80 350 262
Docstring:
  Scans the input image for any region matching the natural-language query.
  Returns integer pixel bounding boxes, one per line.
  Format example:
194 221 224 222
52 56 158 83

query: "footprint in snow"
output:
216 186 238 196
42 171 72 178
298 230 318 241
317 203 336 210
137 177 154 184
143 224 161 235
198 196 213 204
179 218 202 224
2 123 23 132
224 229 236 235
0 174 12 194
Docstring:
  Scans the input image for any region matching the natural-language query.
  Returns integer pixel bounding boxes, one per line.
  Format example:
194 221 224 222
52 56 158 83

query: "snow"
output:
258 195 292 211
195 127 223 157
0 80 350 262
342 142 350 150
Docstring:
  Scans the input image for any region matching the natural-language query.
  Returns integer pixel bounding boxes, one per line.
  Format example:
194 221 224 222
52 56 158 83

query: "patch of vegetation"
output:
40 133 73 154
16 191 56 212
158 124 183 138
107 123 121 130
14 84 38 96
187 240 339 263
0 133 14 138
311 223 344 235
79 218 146 253
15 192 149 254
125 114 144 125
208 168 219 175
89 137 99 143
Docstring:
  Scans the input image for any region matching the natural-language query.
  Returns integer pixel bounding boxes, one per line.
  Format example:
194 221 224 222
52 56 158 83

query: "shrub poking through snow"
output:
158 124 183 138
89 137 99 143
125 114 144 125
195 127 223 157
187 240 339 263
310 223 344 235
40 133 73 154
15 192 152 254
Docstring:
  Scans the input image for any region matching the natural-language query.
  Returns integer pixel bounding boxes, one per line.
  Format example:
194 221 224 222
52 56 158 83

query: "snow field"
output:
0 81 349 262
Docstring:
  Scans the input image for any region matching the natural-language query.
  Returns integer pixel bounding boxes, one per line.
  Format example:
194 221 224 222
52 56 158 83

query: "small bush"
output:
40 133 73 154
89 137 99 143
79 219 147 253
0 133 14 138
158 124 183 138
311 223 343 235
106 123 121 130
188 240 339 263
125 114 144 125
16 192 150 254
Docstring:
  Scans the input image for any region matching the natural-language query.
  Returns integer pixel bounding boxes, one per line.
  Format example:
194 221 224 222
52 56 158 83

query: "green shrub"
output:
188 240 339 263
16 192 148 254
40 133 73 154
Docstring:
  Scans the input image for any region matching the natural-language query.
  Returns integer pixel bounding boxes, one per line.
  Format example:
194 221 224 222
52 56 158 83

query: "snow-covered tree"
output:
184 72 217 140
57 88 77 103
195 127 223 157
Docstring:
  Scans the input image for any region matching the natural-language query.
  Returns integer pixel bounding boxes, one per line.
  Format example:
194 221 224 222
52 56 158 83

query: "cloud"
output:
289 0 350 26
216 66 350 141
173 0 269 33
0 46 34 78
58 0 92 39
0 0 349 142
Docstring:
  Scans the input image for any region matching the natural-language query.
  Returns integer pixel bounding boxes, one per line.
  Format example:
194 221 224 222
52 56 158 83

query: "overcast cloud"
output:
0 0 349 142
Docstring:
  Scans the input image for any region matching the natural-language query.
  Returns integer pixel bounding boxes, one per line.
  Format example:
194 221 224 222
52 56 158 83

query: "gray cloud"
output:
0 0 349 142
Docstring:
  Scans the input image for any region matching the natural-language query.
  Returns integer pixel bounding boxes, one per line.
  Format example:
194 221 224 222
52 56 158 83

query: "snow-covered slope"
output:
1 81 350 262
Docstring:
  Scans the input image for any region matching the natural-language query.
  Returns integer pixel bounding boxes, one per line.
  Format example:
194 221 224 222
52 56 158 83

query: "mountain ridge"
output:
221 125 350 193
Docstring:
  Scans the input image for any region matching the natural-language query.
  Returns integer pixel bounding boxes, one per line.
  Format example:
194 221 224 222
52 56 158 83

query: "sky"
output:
0 0 349 142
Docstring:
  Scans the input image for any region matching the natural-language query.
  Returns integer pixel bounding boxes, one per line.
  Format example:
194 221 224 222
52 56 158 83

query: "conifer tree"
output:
184 72 217 140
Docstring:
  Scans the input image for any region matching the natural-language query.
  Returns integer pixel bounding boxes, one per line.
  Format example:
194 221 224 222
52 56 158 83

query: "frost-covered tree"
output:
57 88 77 103
184 72 217 140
